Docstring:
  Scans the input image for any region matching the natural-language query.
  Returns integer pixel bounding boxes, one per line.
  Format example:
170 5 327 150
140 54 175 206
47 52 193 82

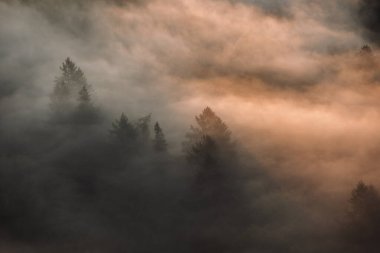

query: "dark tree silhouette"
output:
342 182 380 252
357 44 375 69
78 86 90 104
110 113 138 150
51 58 88 104
136 114 151 147
183 107 251 253
361 44 373 54
73 86 101 124
51 58 92 122
349 182 380 219
183 107 233 165
153 122 167 152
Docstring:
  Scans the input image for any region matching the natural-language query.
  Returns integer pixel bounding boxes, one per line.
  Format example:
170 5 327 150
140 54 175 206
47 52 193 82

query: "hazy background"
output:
1 0 380 185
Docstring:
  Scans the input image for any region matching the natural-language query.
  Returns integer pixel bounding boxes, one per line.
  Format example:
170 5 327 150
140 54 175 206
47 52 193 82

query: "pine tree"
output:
349 182 380 218
343 182 380 251
183 107 251 253
110 113 137 149
77 85 93 112
136 114 151 145
59 58 87 88
50 58 91 120
153 122 167 152
183 107 233 165
78 86 91 105
361 44 373 55
194 107 231 143
72 85 101 124
52 58 88 101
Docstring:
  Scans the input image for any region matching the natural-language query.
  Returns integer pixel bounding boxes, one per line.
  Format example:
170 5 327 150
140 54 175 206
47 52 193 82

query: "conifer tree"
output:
73 85 101 124
153 122 167 152
136 114 151 145
183 107 251 253
110 113 137 149
344 182 380 246
183 107 233 165
51 58 91 120
78 86 91 105
52 58 88 103
361 44 373 55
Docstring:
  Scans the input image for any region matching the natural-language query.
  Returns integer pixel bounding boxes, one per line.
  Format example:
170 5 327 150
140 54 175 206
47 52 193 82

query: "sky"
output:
2 0 380 185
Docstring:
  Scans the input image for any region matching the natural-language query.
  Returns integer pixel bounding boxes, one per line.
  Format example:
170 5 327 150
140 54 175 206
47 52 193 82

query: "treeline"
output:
0 58 379 253
0 58 254 252
50 58 167 153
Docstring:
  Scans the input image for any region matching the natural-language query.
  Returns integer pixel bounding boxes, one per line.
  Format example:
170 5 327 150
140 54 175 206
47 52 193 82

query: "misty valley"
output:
2 0 380 252
0 56 378 253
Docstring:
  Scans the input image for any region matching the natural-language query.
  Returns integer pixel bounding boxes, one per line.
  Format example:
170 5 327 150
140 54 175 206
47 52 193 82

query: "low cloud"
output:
1 0 380 252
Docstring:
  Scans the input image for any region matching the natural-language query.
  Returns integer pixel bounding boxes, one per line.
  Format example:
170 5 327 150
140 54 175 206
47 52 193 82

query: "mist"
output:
1 0 380 252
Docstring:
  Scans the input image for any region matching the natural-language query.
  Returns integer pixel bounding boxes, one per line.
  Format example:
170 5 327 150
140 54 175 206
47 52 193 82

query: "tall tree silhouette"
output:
343 182 380 252
153 122 167 152
136 114 151 147
110 113 138 151
183 107 251 253
73 85 101 124
51 57 91 122
78 85 90 105
183 107 233 165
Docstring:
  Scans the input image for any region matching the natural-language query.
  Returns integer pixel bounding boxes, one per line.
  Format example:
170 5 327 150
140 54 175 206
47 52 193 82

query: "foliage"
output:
183 107 251 253
153 122 167 152
109 113 138 148
183 107 233 165
343 182 380 252
50 58 101 124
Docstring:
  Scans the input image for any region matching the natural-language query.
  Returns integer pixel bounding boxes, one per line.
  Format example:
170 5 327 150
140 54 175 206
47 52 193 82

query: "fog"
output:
1 0 380 252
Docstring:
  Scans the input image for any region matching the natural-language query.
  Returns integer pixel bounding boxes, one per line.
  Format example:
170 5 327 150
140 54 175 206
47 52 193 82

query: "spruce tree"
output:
52 58 88 103
153 122 167 152
78 86 91 105
50 58 91 121
183 107 251 253
136 114 151 146
110 113 137 150
344 181 380 251
73 85 101 124
183 106 233 165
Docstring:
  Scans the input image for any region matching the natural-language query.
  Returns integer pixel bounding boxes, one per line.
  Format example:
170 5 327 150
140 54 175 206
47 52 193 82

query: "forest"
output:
2 0 380 252
0 57 378 253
